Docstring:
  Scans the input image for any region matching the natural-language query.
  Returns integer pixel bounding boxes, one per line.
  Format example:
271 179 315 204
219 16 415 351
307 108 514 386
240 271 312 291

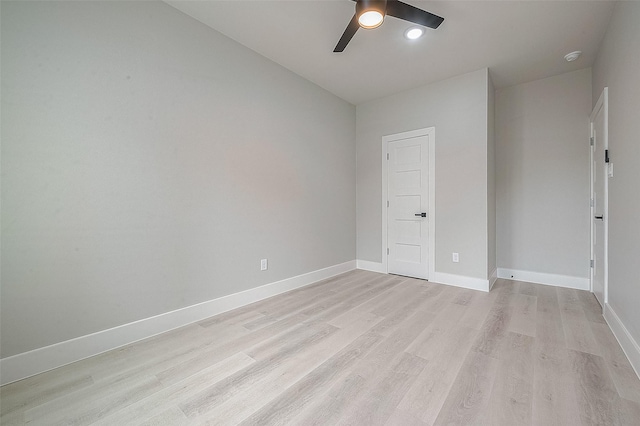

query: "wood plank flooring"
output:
2 270 640 425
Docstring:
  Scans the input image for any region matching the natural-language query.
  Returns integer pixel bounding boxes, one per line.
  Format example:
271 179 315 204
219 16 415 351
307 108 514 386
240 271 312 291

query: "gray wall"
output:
495 69 592 278
487 75 496 277
0 1 355 358
592 2 640 345
356 69 490 279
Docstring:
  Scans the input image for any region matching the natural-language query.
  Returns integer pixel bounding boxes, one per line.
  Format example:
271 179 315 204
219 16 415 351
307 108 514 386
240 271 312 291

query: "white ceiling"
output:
165 1 615 105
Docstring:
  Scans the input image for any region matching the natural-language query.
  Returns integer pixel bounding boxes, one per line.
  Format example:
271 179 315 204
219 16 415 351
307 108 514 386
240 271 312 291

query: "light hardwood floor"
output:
2 270 640 425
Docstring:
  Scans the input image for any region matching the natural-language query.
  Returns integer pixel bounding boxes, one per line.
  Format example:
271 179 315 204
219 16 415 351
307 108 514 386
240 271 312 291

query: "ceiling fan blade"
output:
334 14 359 52
386 0 444 29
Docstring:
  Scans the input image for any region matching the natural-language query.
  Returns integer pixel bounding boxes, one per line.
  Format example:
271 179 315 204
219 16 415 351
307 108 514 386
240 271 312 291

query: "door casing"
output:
590 87 609 308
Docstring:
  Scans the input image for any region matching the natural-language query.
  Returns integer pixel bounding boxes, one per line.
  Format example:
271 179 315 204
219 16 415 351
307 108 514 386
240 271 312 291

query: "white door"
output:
591 88 608 308
387 134 429 279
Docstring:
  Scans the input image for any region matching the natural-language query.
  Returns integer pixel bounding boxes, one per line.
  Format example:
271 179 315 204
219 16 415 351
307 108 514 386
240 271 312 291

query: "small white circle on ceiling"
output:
564 51 582 62
404 27 424 40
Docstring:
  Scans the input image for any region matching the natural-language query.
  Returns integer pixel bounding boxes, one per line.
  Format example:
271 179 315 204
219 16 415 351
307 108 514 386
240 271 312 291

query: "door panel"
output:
387 135 429 279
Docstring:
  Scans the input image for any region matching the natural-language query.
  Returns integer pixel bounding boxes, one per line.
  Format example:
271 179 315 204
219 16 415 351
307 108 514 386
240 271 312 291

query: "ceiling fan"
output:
334 0 444 52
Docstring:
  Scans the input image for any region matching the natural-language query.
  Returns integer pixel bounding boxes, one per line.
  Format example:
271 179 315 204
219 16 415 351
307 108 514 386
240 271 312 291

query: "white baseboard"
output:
497 268 589 290
0 260 356 386
604 303 640 380
356 259 385 273
489 268 498 290
355 260 489 292
430 272 490 292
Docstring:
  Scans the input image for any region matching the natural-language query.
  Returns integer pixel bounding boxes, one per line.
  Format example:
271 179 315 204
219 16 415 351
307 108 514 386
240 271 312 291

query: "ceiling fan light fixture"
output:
356 0 387 29
404 27 424 40
358 10 384 29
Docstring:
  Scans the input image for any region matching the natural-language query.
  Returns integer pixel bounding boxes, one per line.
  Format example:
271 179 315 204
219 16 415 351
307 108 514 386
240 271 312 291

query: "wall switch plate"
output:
260 259 268 271
452 252 459 263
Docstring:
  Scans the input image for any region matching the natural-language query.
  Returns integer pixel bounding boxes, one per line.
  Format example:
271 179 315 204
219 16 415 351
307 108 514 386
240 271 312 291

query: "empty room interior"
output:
2 0 640 425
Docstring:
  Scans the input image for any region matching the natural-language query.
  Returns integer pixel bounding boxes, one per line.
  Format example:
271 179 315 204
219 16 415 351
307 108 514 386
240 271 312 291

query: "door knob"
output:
415 213 427 217
595 215 603 220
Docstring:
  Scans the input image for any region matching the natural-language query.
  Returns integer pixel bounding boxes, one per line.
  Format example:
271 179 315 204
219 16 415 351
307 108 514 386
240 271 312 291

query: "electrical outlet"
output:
260 259 268 271
452 252 459 263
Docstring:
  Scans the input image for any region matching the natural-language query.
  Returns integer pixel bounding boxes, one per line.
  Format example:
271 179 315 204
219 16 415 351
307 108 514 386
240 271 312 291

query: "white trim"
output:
354 265 490 292
604 303 640 380
0 261 356 386
430 272 490 292
589 87 609 307
357 260 488 291
489 268 498 290
497 268 589 290
356 260 386 273
590 117 593 288
381 127 436 280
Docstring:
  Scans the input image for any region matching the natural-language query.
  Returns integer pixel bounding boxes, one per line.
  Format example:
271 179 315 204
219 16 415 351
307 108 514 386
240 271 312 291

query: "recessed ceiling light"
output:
404 27 424 40
564 51 582 62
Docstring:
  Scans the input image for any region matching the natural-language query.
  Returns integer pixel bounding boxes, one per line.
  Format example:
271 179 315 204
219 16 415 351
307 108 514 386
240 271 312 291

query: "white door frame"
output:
382 127 436 279
590 87 609 306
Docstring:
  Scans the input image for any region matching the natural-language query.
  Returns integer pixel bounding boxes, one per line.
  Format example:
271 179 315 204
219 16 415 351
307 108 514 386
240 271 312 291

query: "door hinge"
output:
387 200 389 208
590 259 594 268
387 248 390 255
605 149 610 163
387 153 389 160
590 136 594 146
590 198 594 207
